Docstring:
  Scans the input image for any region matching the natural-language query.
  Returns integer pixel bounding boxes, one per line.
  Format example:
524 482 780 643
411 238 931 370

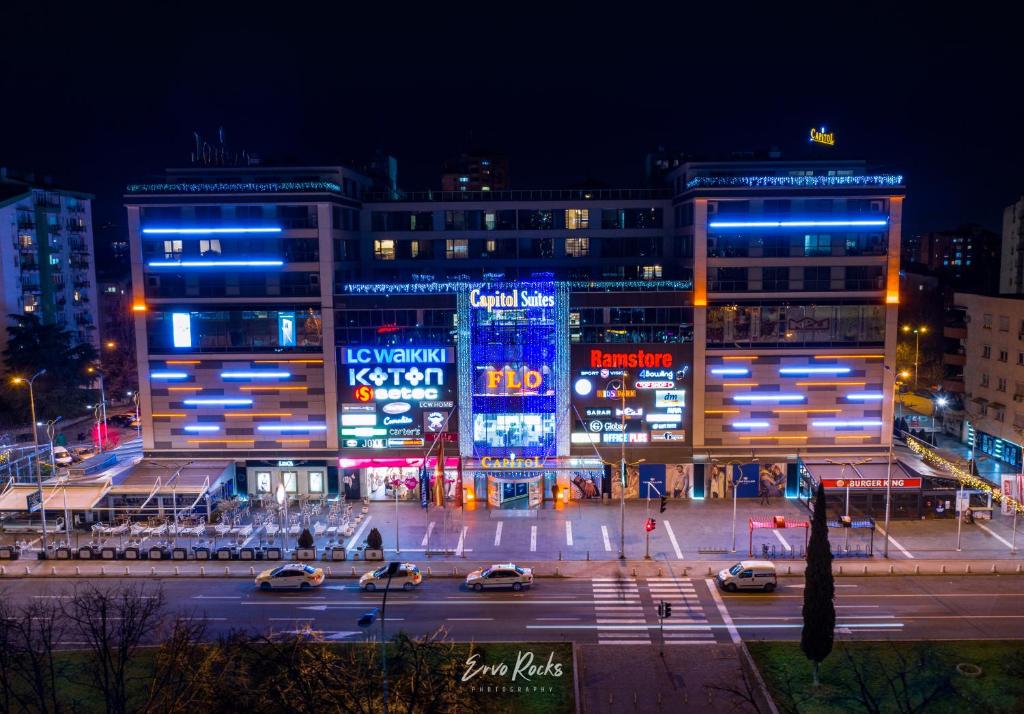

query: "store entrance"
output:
486 473 543 509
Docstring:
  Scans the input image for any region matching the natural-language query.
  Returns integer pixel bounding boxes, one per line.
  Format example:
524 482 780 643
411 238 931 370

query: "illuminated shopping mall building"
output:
125 159 904 509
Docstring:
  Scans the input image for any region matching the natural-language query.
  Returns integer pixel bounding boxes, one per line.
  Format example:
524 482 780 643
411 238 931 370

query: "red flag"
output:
455 458 463 507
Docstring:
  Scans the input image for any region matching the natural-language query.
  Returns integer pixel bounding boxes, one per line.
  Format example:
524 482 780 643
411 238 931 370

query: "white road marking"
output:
455 527 468 557
706 578 741 644
601 525 612 552
530 525 537 552
421 521 435 547
977 522 1015 549
493 521 503 547
875 525 915 559
771 529 792 551
566 521 573 547
537 617 580 621
345 516 372 553
663 520 684 559
447 618 493 621
597 619 647 624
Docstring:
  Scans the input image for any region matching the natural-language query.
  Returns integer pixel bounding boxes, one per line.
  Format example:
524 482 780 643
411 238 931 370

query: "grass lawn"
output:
748 640 1024 714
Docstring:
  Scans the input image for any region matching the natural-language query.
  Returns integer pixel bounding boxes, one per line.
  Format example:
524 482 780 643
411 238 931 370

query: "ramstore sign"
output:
589 349 674 369
469 288 556 313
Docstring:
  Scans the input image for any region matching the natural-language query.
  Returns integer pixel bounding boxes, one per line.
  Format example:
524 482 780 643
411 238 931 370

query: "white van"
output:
716 560 778 592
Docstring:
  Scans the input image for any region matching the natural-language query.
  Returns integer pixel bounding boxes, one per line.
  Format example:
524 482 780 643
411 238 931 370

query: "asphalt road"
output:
4 574 1024 646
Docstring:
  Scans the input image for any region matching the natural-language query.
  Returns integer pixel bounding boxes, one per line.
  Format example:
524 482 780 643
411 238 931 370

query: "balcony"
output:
942 378 965 393
943 350 966 366
944 325 967 340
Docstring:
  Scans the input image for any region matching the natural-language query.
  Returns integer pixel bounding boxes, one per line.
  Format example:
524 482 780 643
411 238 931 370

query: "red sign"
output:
821 478 921 489
589 349 673 369
354 386 374 402
425 432 458 443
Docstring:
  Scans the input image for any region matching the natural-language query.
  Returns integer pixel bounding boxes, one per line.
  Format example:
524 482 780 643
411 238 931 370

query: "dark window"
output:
803 267 832 291
762 267 789 291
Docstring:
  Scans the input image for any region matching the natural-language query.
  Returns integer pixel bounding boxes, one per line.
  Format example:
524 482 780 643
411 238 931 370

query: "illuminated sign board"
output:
821 478 920 489
339 346 456 449
571 344 692 449
469 288 556 313
809 126 835 146
278 312 296 347
478 455 544 469
171 312 192 348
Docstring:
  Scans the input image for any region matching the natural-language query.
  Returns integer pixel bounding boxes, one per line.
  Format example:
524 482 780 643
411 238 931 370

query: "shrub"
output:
297 528 314 549
366 527 383 550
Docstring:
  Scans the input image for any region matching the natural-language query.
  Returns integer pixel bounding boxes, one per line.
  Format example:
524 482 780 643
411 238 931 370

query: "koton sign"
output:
821 478 921 489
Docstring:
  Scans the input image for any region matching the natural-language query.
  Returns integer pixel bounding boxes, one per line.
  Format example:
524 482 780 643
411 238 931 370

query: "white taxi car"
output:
255 563 325 590
465 563 533 592
360 562 423 591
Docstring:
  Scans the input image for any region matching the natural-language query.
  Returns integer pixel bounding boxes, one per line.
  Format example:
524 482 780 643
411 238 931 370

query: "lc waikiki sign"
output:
809 126 835 146
469 288 555 313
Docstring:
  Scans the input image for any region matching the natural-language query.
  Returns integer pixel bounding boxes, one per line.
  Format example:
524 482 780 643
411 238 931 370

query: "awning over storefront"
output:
802 460 922 489
0 480 112 512
108 460 233 496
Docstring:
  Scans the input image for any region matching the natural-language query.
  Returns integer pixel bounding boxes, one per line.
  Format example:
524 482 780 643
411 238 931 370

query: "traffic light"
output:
659 496 667 513
656 601 673 619
645 517 656 532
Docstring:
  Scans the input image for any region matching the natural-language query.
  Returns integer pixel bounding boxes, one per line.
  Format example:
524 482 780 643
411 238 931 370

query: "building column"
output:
692 199 708 452
317 204 339 451
126 206 155 450
882 197 904 446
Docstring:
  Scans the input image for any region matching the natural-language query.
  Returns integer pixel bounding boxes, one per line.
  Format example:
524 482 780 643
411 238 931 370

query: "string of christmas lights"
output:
686 175 904 189
126 181 343 194
344 279 693 294
905 433 1024 514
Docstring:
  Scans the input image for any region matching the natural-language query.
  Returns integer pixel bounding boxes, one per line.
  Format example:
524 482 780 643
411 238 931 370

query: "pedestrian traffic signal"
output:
645 517 656 532
657 601 673 619
659 496 667 513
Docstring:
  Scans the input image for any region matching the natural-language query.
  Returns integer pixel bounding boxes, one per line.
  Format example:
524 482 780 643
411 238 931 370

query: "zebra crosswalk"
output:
589 576 716 645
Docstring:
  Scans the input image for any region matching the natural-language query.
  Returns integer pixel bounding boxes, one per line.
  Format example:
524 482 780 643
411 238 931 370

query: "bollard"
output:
25 566 30 576
657 567 662 577
75 566 81 576
125 566 130 576
250 566 256 576
862 565 867 575
100 566 106 576
151 567 156 576
555 567 560 576
1018 563 1023 573
175 566 180 576
991 564 998 574
224 566 230 576
0 566 5 576
351 566 356 576
427 566 432 576
683 566 689 577
326 566 332 577
965 564 971 574
889 565 894 575
631 567 637 577
940 564 946 574
587 550 590 561
787 565 792 575
199 566 205 577
453 566 459 576
559 551 562 561
914 564 920 575
837 565 843 575
707 567 712 576
50 566 56 576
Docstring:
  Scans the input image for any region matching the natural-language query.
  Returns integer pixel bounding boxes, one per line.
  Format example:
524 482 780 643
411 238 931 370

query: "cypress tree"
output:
800 482 835 686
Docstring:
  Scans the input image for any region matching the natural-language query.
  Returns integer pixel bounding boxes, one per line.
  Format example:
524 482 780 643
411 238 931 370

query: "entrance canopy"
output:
802 460 922 490
108 460 233 497
0 480 112 512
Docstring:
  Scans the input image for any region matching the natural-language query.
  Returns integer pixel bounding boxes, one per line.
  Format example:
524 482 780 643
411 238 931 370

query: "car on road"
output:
465 563 533 592
715 560 777 592
359 562 423 591
51 446 73 466
255 563 325 590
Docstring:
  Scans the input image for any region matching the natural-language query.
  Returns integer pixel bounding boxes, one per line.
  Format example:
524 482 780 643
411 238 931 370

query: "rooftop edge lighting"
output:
686 175 904 189
220 371 291 379
709 219 888 229
142 227 282 235
128 181 342 194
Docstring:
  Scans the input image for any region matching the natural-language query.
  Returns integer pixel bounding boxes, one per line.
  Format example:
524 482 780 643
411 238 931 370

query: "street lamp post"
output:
46 418 67 545
883 365 904 559
902 325 929 391
129 391 140 440
826 457 872 552
87 367 108 452
12 370 48 555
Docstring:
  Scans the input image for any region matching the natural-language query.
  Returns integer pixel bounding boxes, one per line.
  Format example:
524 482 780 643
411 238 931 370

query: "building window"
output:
374 240 396 260
762 267 789 291
983 314 993 329
566 209 590 229
981 373 990 387
484 211 497 230
199 239 221 256
18 234 32 248
410 241 421 259
1017 352 1023 365
565 237 589 257
446 239 468 259
803 267 832 291
998 377 1008 392
995 408 1005 422
1000 349 1009 362
308 471 324 493
803 234 832 256
283 471 298 493
642 265 663 280
982 345 991 359
1000 316 1010 332
485 239 497 254
163 240 183 258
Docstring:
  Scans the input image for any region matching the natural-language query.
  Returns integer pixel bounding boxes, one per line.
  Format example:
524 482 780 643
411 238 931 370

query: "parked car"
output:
51 446 73 466
715 560 778 592
255 563 325 590
465 563 533 592
360 562 423 591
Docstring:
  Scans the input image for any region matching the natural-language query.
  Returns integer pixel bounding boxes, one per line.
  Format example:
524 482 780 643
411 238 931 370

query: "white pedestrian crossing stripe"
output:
591 577 650 644
589 576 716 645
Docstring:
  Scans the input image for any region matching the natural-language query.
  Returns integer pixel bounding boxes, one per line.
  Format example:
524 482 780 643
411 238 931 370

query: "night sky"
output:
1 5 1021 242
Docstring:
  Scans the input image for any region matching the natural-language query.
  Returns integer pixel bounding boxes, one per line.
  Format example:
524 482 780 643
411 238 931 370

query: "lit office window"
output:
642 265 663 280
446 239 469 259
565 237 589 257
485 239 497 254
410 241 421 258
199 239 222 255
566 209 590 229
18 234 32 248
163 240 183 258
374 239 396 260
484 211 497 230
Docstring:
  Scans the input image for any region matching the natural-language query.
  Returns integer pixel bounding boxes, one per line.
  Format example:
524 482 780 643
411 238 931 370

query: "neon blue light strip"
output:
710 367 750 376
733 394 805 403
709 219 888 229
150 371 189 380
220 371 291 379
184 398 253 406
183 425 221 432
811 419 883 428
846 392 884 401
256 424 328 432
687 175 904 189
142 227 282 235
147 260 284 268
731 421 771 429
779 367 852 375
